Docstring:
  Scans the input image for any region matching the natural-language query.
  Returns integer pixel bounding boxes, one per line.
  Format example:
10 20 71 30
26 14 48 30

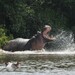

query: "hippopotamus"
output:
2 25 56 51
2 38 29 51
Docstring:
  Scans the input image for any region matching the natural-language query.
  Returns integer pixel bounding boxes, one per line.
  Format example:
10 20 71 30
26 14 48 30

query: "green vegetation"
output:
0 26 13 48
0 0 75 48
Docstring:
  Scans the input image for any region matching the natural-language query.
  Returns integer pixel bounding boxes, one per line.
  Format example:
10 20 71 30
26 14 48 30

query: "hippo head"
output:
41 25 52 42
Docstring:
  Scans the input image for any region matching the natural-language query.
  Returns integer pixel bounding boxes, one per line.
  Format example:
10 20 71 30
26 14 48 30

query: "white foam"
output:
1 49 75 55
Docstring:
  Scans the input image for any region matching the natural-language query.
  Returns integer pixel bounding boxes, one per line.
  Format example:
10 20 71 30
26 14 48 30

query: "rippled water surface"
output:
0 51 75 75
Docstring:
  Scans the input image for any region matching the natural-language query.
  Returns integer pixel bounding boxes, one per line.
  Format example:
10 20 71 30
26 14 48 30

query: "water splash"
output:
46 30 75 51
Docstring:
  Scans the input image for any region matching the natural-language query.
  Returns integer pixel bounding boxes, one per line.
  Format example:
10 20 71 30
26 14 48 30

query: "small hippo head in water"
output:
5 62 20 71
2 25 55 51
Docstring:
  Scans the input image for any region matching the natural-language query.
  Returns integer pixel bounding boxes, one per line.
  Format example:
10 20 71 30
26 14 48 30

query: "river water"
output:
0 31 75 75
0 51 75 75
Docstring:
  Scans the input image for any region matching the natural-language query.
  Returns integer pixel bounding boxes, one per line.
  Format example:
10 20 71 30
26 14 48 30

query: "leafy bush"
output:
0 27 13 48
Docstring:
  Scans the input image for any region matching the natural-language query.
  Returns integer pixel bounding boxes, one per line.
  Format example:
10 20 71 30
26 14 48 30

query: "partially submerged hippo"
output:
3 25 56 51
